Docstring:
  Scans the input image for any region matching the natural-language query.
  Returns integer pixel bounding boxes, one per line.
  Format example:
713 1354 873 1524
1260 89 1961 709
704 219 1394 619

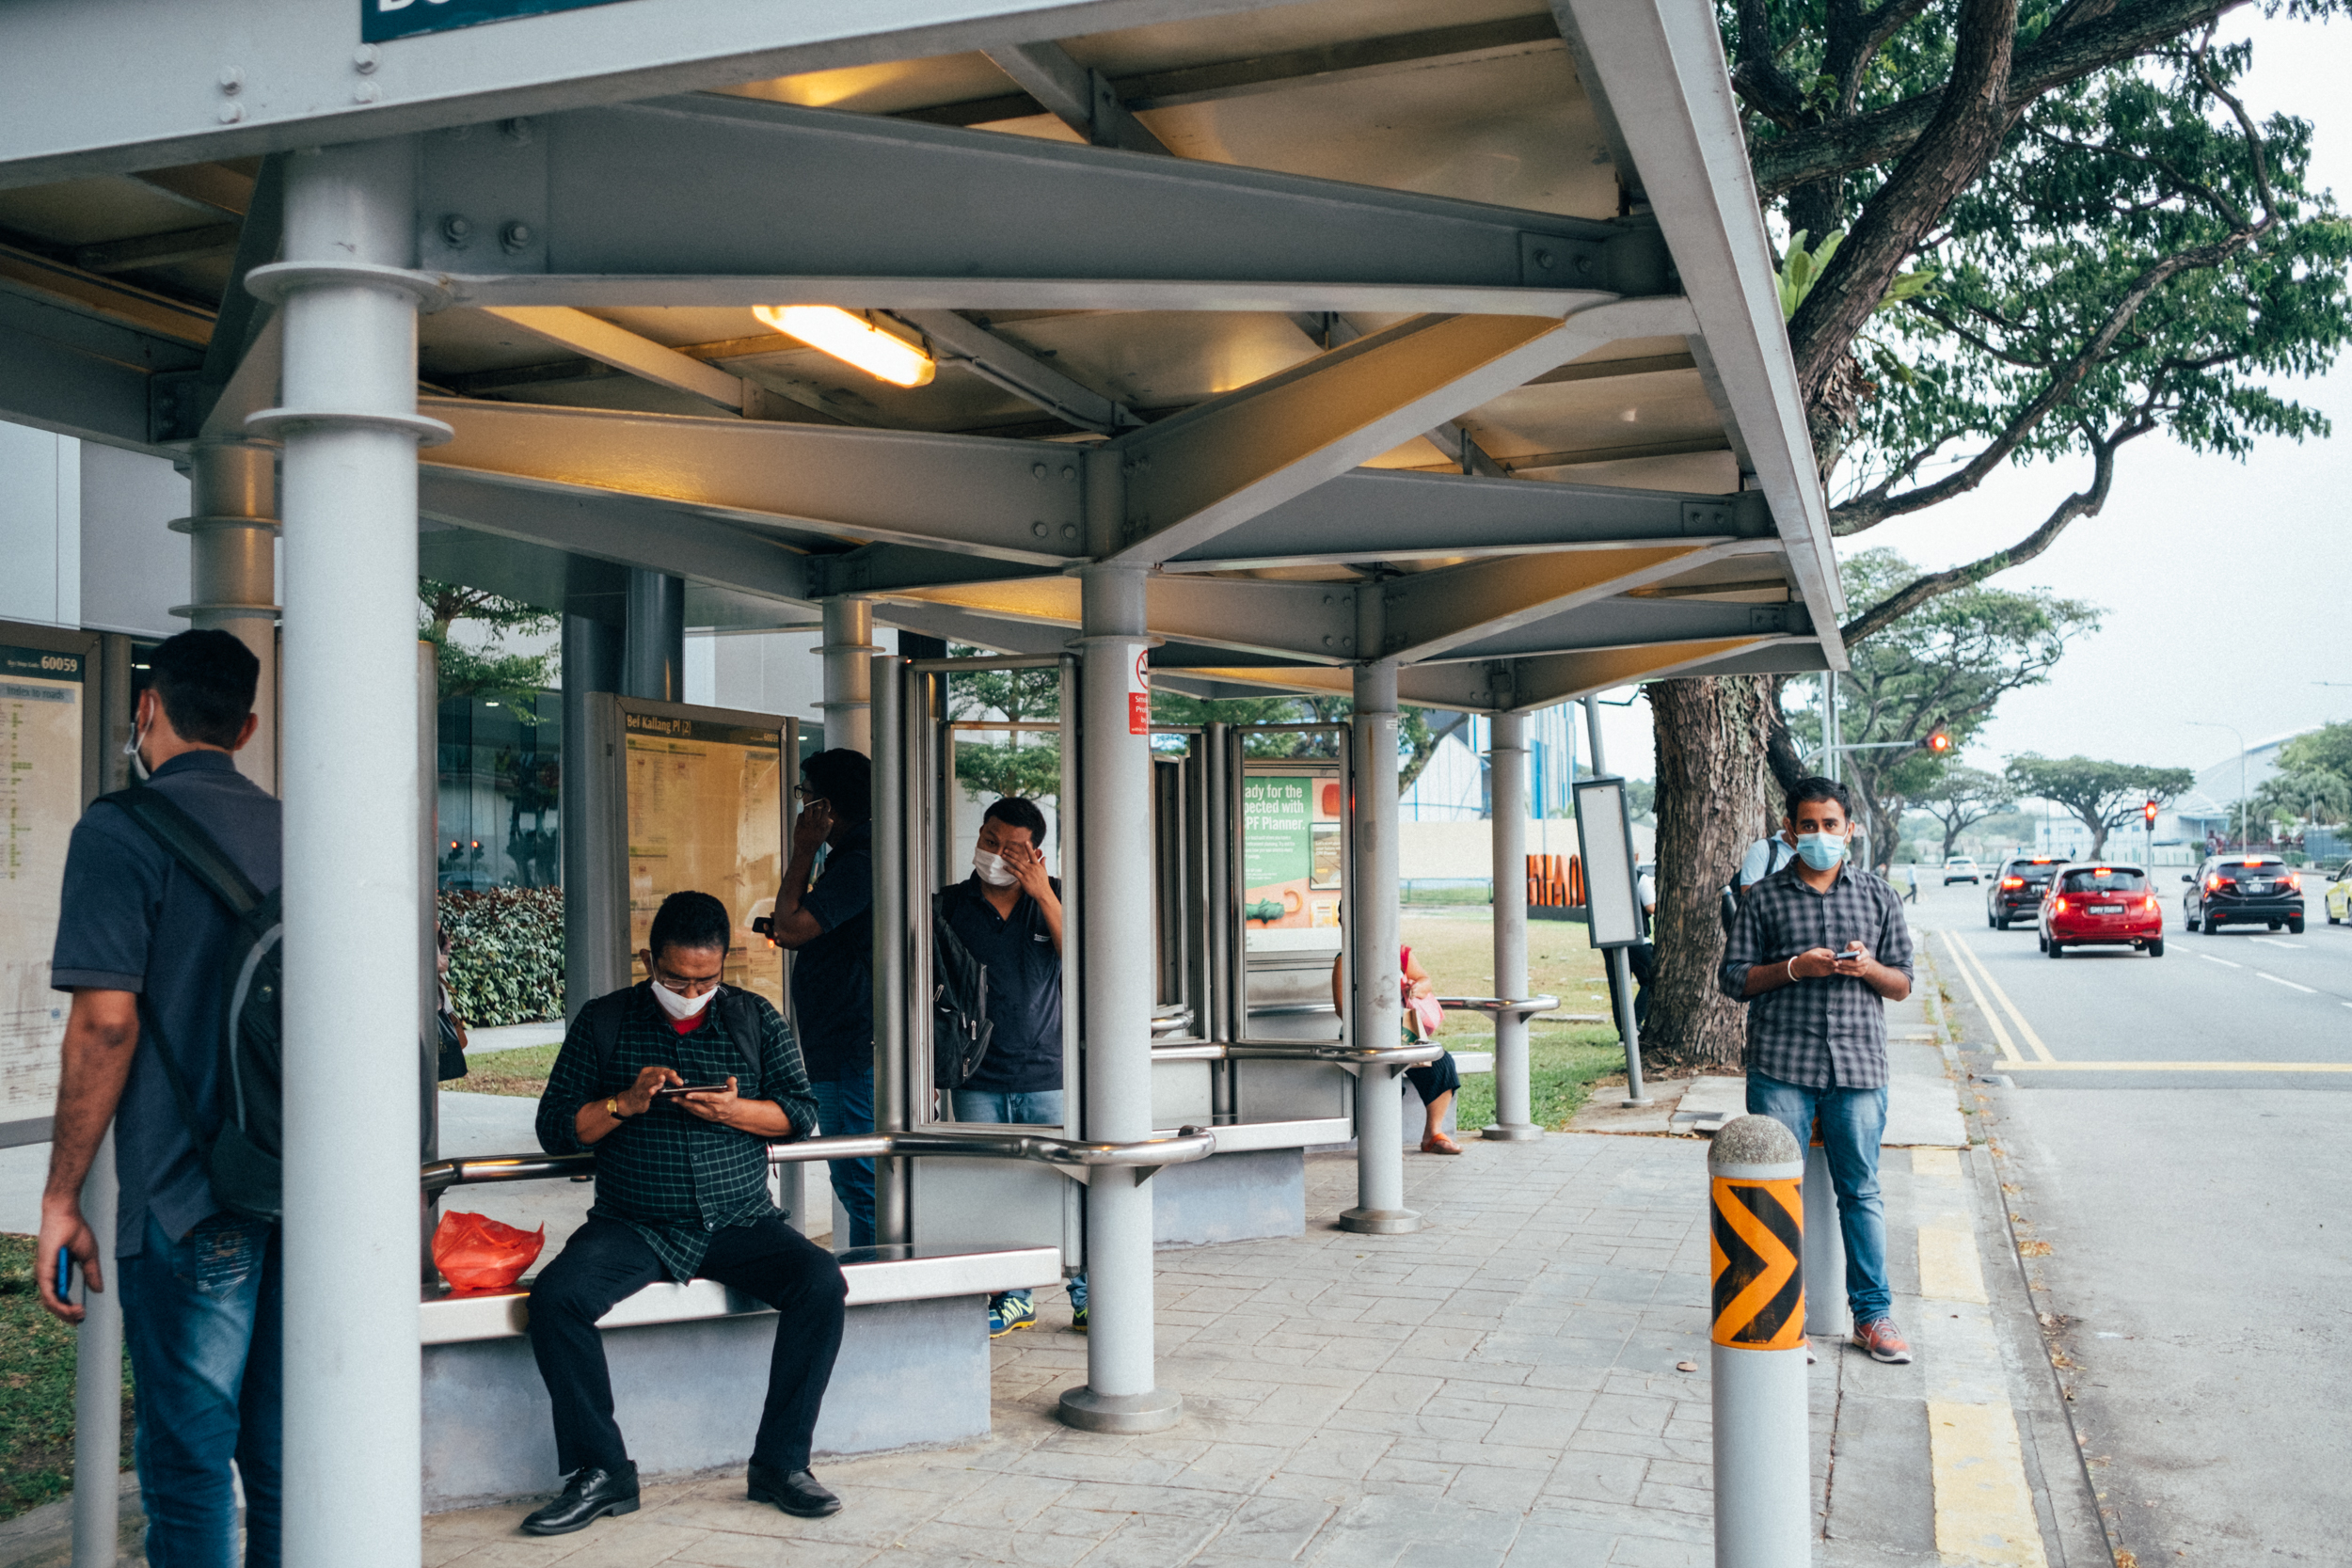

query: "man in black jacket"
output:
938 797 1072 1335
522 891 845 1535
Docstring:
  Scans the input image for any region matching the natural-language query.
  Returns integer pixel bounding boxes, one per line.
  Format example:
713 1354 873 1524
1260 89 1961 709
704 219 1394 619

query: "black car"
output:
2182 854 2306 934
1985 855 2067 929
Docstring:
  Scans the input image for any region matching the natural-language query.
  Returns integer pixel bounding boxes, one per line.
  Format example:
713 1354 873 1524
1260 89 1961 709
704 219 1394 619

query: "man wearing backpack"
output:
521 890 844 1535
937 798 1073 1336
38 629 283 1568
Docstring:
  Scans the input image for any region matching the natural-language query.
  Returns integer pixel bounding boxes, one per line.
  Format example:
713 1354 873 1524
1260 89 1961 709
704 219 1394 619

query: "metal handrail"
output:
1224 1040 1443 1069
1434 994 1562 1017
420 1125 1216 1194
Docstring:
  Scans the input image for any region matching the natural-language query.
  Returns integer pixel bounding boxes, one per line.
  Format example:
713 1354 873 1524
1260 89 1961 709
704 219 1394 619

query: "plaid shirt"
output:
536 984 818 1280
1718 860 1914 1090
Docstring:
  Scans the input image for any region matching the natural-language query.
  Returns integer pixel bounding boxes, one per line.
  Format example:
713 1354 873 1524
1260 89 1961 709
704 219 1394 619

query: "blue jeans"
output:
810 1070 876 1250
1744 1071 1892 1323
951 1089 1084 1311
119 1212 283 1568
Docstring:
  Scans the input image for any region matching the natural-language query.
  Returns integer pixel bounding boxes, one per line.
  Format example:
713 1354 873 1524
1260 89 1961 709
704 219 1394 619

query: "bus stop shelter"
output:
0 1 1843 1560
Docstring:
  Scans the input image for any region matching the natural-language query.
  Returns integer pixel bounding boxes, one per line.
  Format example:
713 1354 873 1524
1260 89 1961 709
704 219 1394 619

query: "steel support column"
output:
247 135 446 1568
1485 710 1539 1140
623 568 685 704
561 614 624 1020
1342 655 1419 1233
821 597 880 753
1058 564 1181 1433
175 439 279 790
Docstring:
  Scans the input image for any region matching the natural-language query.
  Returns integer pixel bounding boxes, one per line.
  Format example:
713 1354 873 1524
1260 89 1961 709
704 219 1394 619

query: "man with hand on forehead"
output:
521 891 844 1536
1719 776 1916 1367
939 797 1072 1336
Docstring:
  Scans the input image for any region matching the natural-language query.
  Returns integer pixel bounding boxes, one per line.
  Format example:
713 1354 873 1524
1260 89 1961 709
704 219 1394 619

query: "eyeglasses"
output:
792 785 823 802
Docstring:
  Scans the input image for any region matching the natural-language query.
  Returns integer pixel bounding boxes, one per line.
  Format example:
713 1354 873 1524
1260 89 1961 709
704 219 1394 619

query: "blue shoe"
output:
988 1292 1036 1338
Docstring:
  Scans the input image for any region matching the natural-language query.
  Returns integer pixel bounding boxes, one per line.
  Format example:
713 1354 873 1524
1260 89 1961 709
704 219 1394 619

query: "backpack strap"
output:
99 784 266 922
585 989 634 1082
132 993 216 1159
716 990 766 1089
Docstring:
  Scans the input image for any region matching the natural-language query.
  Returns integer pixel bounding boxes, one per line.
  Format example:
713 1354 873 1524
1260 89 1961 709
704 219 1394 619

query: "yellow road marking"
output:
2002 1060 2352 1072
1938 932 2024 1064
1930 1400 2052 1567
1943 932 2058 1063
1917 1227 1990 1306
1912 1147 1962 1180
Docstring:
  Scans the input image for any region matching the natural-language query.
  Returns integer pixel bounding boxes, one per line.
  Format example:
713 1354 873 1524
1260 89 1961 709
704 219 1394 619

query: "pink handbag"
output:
1406 993 1446 1041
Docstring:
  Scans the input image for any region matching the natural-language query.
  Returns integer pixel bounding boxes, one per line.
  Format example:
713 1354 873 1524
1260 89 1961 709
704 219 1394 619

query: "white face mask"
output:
972 847 1018 888
650 978 717 1021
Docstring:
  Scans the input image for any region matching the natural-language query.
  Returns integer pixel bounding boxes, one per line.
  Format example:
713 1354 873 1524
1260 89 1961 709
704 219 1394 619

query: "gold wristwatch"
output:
607 1096 628 1118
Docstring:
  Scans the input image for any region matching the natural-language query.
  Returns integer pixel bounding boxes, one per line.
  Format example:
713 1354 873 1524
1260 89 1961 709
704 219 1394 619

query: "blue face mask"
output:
1796 832 1848 871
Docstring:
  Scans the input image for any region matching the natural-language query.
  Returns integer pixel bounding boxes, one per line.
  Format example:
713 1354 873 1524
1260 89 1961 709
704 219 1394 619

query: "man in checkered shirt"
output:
1719 775 1916 1365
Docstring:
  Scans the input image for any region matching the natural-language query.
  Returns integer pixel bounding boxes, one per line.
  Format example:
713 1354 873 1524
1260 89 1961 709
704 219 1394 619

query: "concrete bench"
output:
418 1242 1059 1512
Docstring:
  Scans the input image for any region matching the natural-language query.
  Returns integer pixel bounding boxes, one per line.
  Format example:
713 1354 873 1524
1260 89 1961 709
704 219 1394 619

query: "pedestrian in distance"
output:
522 890 844 1534
38 629 284 1568
938 797 1078 1335
1718 776 1918 1365
764 748 878 1248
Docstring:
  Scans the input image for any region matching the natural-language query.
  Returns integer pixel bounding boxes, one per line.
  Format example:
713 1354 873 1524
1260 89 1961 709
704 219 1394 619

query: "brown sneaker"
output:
1852 1318 1914 1364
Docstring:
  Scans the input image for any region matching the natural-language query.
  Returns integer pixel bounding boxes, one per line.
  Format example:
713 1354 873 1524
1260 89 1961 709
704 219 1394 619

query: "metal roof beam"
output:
0 289 198 449
477 306 751 414
1554 0 1846 660
417 467 814 602
0 0 1289 190
1107 296 1696 566
421 398 1085 566
411 96 1664 314
1162 469 1770 573
1424 594 1814 664
1377 539 1773 663
890 309 1139 434
979 40 1172 153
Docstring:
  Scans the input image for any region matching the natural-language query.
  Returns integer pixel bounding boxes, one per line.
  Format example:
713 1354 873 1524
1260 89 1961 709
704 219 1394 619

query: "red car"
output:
2040 863 2163 958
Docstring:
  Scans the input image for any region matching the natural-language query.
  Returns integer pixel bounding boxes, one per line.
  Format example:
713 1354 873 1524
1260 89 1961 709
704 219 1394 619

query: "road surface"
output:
1907 869 2352 1564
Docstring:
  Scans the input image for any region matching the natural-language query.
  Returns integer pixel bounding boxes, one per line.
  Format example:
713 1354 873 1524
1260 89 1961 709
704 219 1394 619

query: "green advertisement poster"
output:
1242 775 1311 888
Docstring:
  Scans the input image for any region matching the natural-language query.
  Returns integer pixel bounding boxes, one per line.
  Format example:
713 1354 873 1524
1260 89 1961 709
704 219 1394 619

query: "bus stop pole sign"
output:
1572 776 1645 950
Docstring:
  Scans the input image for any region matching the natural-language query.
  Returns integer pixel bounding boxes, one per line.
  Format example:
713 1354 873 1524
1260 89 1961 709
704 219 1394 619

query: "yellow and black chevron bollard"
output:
1708 1114 1809 1567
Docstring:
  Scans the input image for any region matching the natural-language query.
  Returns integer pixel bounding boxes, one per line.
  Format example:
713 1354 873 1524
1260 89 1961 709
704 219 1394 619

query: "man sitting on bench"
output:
522 890 846 1536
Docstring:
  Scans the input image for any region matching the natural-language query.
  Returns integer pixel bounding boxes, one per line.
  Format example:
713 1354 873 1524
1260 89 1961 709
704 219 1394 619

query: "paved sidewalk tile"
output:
421 1119 2063 1568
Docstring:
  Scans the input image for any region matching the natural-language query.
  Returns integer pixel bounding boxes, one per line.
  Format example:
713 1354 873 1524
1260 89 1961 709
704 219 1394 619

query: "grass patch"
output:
455 1042 561 1100
0 1233 134 1524
1452 1027 1628 1132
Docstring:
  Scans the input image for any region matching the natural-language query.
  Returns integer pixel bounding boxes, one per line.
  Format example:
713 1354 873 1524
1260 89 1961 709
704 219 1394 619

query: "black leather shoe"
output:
747 1461 841 1517
520 1464 641 1535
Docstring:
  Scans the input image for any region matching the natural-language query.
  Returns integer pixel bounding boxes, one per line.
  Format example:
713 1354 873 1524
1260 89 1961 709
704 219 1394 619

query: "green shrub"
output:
438 887 564 1025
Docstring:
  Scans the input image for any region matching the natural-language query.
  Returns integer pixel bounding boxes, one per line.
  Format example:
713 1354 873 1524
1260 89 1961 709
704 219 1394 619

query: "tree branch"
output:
1789 0 2020 407
1836 407 2158 644
1752 0 2244 197
1730 0 1809 127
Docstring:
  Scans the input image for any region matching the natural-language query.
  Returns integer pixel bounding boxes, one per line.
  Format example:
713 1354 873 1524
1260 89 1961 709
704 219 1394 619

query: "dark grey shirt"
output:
51 752 282 1257
941 875 1063 1094
1718 859 1913 1090
790 820 873 1084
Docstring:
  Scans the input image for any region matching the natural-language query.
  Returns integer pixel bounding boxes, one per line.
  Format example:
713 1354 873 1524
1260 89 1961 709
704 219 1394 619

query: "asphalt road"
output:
1906 870 2352 1565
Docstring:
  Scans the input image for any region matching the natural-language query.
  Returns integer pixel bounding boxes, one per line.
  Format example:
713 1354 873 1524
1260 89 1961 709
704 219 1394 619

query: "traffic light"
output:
1923 731 1952 753
2143 800 2158 829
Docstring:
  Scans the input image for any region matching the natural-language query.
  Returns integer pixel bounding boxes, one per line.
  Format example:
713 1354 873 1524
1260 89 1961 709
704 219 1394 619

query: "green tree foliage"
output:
1807 548 2097 864
2250 768 2352 833
2003 754 2195 857
943 656 1064 802
437 886 565 1024
419 580 559 710
2277 721 2352 785
1911 764 2014 861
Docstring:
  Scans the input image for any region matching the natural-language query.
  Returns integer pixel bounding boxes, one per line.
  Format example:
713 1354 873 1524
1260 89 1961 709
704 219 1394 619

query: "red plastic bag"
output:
432 1210 545 1291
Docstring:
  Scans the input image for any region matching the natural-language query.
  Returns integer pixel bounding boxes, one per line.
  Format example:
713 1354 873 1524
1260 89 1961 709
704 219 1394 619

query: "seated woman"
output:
1330 945 1464 1155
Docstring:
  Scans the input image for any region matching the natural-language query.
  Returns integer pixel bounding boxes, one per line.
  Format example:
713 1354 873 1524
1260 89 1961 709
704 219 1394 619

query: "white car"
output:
1943 857 1981 885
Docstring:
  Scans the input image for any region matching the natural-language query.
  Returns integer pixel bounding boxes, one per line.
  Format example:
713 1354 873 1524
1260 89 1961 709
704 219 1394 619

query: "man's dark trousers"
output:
528 1215 847 1475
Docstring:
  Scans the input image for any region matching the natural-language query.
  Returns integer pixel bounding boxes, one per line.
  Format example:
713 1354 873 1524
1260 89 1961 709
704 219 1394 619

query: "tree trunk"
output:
1645 676 1775 1069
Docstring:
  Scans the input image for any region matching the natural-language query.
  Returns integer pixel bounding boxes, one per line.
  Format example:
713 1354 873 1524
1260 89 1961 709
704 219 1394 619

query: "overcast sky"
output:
1600 8 2352 783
